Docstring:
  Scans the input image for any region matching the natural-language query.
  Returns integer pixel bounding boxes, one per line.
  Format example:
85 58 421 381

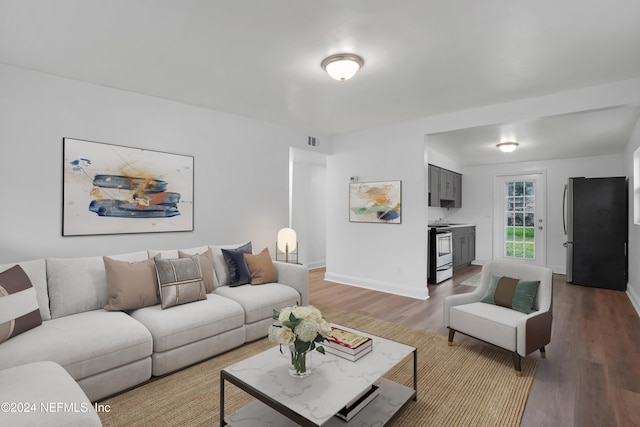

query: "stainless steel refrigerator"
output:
563 177 628 290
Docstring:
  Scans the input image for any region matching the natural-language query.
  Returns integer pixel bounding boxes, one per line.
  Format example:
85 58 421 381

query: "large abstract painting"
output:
349 180 402 224
63 138 194 236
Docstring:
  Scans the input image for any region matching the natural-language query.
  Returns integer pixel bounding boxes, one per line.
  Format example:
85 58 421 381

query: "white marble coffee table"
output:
220 324 417 426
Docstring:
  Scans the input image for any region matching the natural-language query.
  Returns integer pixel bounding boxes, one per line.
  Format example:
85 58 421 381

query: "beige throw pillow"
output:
103 257 160 311
178 248 217 292
244 247 277 285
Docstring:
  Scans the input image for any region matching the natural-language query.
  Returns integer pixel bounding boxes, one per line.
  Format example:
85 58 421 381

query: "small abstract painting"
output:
63 138 194 236
349 181 402 223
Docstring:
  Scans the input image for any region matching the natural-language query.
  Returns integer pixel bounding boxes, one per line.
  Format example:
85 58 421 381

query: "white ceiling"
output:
2 0 640 163
428 106 640 166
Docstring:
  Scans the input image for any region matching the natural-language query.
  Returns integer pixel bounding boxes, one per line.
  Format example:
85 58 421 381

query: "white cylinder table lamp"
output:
277 228 297 263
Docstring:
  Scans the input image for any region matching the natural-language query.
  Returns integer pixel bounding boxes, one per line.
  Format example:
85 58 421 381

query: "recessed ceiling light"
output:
496 142 519 153
321 53 364 81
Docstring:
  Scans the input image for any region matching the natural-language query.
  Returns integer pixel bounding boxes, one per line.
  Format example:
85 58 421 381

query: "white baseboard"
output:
323 271 429 300
303 260 326 269
627 285 640 317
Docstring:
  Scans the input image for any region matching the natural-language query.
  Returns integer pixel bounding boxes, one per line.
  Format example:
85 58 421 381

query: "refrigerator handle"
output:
562 184 567 235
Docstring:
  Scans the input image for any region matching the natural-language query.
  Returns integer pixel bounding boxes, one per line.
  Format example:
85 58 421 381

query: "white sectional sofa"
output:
0 243 308 403
0 361 103 426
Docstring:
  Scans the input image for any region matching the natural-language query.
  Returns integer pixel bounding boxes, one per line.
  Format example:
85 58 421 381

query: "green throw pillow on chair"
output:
481 274 540 314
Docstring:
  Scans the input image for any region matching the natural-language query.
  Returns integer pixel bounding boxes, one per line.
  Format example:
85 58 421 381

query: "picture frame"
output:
63 137 194 236
349 180 402 224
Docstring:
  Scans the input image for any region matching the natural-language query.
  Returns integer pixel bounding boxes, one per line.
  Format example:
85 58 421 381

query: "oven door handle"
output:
436 263 452 272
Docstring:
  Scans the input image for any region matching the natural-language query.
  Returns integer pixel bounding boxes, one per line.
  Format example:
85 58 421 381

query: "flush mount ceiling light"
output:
496 142 519 153
321 53 364 81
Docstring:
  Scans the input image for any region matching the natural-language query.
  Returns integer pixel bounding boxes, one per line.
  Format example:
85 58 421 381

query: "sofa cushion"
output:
154 256 207 309
0 310 152 379
103 257 159 310
0 265 42 344
450 302 527 351
244 247 277 285
222 247 252 287
179 248 217 292
0 361 102 427
210 242 252 286
0 259 50 320
148 245 209 261
481 274 540 314
47 251 149 319
214 282 300 324
129 293 245 352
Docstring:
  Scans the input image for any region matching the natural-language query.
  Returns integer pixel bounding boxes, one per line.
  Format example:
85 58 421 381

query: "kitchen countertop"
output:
428 223 476 228
448 223 476 228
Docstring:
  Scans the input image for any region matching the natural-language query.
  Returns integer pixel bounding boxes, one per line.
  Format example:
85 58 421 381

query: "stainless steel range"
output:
428 225 453 284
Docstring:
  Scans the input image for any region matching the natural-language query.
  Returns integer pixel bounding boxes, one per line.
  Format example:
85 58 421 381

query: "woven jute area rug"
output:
98 305 536 426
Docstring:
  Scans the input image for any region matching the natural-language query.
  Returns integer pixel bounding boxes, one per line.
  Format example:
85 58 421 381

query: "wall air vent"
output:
308 136 319 147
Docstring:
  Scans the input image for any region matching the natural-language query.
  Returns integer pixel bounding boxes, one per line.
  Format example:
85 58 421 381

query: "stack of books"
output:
335 384 380 421
324 327 373 361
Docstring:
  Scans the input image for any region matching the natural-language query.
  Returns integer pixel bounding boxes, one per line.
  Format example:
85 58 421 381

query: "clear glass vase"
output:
288 344 312 378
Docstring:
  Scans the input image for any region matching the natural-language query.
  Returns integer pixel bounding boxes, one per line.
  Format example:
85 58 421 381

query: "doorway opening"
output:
290 148 327 268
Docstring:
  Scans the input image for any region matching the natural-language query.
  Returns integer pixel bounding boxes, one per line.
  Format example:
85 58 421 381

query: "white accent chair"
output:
444 260 553 376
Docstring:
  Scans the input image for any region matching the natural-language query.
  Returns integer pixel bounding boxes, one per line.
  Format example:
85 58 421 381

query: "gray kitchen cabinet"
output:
453 172 462 208
439 168 454 201
452 226 475 270
428 164 462 208
428 164 440 207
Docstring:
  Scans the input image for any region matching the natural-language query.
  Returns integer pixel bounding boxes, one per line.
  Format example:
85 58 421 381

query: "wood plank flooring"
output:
308 265 640 427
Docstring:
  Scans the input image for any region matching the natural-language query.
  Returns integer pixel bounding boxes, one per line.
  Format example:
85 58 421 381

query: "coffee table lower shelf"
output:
224 377 415 427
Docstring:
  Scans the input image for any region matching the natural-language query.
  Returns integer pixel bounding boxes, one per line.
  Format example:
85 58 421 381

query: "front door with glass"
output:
493 173 546 266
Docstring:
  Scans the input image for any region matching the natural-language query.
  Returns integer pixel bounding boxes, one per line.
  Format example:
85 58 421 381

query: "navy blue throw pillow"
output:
221 245 252 286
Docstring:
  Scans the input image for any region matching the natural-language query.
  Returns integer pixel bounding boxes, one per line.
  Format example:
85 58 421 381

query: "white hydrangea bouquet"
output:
268 305 332 377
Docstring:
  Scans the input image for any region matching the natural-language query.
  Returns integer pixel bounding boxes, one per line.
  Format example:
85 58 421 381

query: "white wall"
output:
326 122 429 300
0 63 318 263
461 155 625 271
624 117 640 314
